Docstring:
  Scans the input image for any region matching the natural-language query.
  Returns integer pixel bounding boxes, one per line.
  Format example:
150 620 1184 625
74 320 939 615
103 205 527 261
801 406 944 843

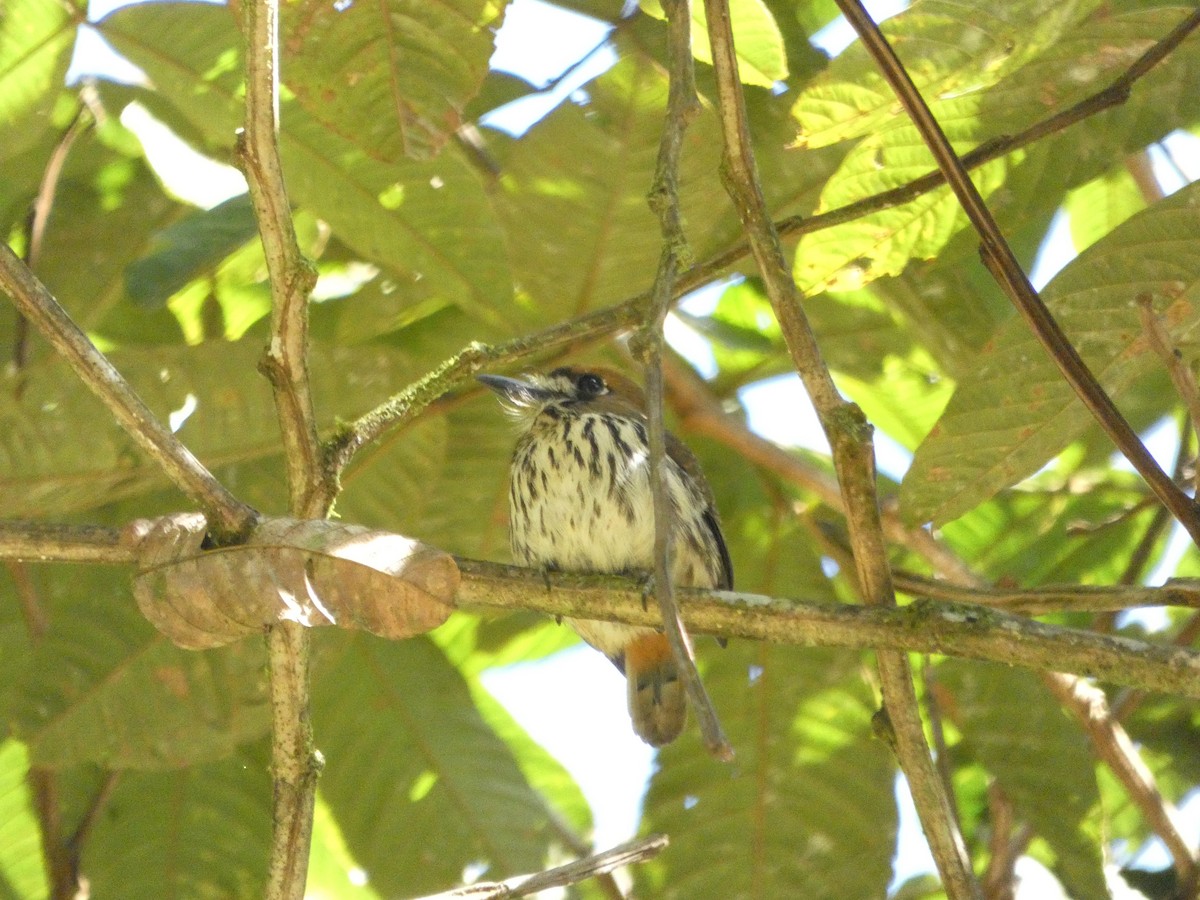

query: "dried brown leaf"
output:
126 513 458 649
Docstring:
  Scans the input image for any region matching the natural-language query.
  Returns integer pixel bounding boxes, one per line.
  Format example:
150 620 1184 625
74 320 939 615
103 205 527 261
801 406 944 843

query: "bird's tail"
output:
624 632 686 746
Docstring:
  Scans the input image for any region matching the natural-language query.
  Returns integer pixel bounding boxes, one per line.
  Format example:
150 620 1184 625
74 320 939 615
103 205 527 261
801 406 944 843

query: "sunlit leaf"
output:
640 0 787 87
281 0 504 160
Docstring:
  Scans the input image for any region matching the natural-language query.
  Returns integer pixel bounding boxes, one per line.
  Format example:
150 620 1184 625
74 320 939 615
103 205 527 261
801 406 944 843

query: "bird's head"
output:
477 366 645 422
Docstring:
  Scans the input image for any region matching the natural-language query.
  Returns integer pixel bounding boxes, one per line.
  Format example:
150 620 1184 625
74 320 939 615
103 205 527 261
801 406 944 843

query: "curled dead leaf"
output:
125 513 458 649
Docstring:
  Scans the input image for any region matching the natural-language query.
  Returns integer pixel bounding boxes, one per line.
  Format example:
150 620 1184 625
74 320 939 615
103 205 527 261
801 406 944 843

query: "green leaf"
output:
902 177 1200 525
11 565 269 768
640 0 787 87
638 644 896 899
312 633 557 896
494 54 729 320
281 0 505 161
124 193 258 309
937 472 1164 586
0 741 47 900
938 662 1107 899
0 0 77 156
1065 166 1146 254
82 747 271 897
794 95 1015 293
308 795 382 900
791 0 1100 149
101 2 515 330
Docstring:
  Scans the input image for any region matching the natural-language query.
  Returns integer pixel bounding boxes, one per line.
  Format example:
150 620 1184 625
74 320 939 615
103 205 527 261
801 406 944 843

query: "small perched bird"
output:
479 366 732 746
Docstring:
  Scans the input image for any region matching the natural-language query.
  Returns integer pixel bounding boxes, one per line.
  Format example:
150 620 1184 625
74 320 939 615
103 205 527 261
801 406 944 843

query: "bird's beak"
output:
476 373 555 405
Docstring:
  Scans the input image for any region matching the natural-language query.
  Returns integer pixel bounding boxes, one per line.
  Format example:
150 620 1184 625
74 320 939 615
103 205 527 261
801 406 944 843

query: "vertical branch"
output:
237 1 325 899
700 1 978 895
830 0 1200 547
632 0 732 760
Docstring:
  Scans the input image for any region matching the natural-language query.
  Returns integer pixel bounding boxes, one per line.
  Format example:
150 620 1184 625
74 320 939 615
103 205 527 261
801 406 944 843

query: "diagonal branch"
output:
702 0 977 893
831 0 1200 548
0 244 258 541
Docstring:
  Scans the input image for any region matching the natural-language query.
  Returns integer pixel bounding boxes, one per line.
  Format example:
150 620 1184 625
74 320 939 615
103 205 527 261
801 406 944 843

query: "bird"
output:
478 365 732 746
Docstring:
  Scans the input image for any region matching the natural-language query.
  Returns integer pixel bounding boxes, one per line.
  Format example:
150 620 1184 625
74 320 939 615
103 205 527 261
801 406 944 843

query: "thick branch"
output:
832 0 1200 547
5 520 1200 702
0 244 257 541
455 559 1200 701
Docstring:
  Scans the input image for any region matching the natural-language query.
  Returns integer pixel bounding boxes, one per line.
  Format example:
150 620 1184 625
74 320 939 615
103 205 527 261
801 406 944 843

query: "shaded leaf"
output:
124 193 258 308
130 513 458 649
637 644 896 899
493 54 727 320
101 1 515 329
313 633 557 896
938 662 1107 899
82 747 271 897
11 565 269 769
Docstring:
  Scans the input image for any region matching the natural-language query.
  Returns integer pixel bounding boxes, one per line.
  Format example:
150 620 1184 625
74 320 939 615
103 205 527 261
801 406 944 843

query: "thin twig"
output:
631 0 731 761
1044 672 1199 883
412 834 667 900
0 244 258 540
1138 294 1200 496
12 106 91 374
702 0 976 891
891 570 1200 616
238 0 325 898
980 783 1018 900
832 0 1200 549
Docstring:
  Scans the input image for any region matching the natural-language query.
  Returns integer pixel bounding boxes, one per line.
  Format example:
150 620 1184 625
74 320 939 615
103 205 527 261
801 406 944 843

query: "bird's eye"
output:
576 373 606 397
